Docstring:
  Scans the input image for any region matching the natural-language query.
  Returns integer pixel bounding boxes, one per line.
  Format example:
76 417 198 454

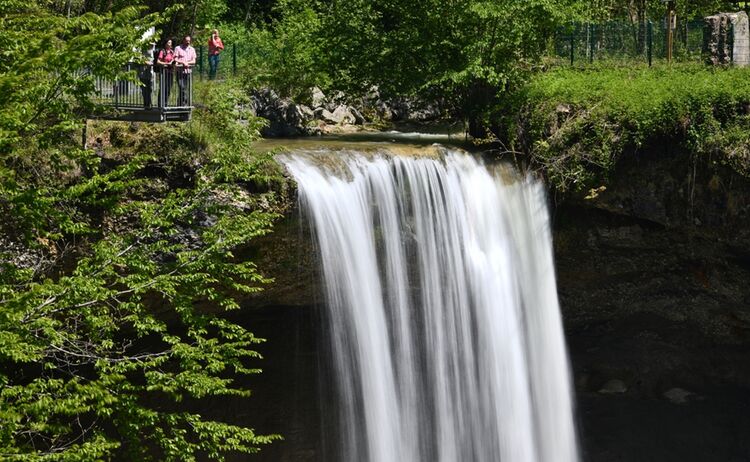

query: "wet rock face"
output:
555 145 750 461
582 144 750 230
237 209 321 309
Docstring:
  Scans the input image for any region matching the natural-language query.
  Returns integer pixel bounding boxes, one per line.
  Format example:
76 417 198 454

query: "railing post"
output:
647 20 653 66
157 67 164 109
233 43 237 76
198 45 204 80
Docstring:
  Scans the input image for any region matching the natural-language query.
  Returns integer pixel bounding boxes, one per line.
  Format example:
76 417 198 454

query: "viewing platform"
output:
88 65 193 123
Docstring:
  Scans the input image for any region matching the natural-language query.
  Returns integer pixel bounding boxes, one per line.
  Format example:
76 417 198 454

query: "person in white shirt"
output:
174 36 196 106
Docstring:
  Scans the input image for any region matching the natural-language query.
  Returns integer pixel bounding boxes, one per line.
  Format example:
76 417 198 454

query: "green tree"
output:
262 0 579 132
1 1 281 459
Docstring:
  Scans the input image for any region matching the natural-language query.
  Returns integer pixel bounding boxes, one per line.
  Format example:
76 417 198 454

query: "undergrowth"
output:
507 63 750 191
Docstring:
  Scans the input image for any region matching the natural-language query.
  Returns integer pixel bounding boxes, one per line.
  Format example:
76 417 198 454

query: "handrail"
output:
91 63 193 111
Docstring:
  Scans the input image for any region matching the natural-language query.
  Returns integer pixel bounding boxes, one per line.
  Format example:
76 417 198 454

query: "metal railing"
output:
552 19 706 66
91 64 193 111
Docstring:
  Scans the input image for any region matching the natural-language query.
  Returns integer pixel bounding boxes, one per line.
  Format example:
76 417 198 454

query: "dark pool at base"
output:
196 304 750 462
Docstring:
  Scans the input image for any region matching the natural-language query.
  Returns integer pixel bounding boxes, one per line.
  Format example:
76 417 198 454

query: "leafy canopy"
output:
248 0 580 123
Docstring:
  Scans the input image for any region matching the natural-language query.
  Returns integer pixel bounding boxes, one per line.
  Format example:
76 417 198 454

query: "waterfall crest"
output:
282 148 579 462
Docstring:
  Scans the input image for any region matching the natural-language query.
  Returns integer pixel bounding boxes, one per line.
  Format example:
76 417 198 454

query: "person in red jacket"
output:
207 29 224 80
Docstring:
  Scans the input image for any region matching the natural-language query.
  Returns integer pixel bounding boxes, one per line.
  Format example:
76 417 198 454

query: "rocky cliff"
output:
555 143 750 461
221 141 750 461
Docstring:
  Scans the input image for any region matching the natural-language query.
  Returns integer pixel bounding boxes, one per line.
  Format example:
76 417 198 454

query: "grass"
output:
508 63 750 191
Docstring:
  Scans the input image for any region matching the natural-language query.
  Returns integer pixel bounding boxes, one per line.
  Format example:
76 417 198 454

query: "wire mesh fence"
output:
194 43 240 81
551 19 707 66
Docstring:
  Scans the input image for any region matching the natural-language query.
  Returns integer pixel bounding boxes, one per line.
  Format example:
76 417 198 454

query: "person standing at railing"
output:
174 35 196 106
139 41 156 110
157 38 176 107
207 29 224 80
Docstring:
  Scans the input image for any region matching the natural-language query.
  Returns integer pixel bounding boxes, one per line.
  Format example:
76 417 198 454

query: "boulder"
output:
408 103 442 122
311 87 326 109
287 103 314 125
251 88 316 137
321 105 357 125
350 107 366 125
325 91 347 112
598 379 627 394
663 387 696 404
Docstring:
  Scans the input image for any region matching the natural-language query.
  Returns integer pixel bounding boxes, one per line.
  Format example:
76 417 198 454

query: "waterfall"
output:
282 148 579 462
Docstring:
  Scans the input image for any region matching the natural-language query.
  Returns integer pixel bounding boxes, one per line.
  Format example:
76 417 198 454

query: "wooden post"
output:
666 0 676 62
82 119 88 149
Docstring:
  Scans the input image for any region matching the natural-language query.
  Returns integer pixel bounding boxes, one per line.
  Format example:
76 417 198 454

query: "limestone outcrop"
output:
250 86 444 137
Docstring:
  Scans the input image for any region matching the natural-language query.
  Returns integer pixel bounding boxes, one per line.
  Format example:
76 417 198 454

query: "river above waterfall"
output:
253 130 474 152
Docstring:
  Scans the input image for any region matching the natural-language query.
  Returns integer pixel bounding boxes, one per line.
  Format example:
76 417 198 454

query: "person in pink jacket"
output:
156 38 176 106
174 35 196 106
208 29 225 80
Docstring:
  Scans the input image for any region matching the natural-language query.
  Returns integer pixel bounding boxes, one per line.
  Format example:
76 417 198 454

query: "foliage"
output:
508 63 750 191
243 0 581 119
0 1 152 153
1 2 285 460
239 1 331 101
571 0 741 22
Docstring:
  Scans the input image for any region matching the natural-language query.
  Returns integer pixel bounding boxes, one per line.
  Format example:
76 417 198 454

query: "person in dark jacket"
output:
139 41 156 109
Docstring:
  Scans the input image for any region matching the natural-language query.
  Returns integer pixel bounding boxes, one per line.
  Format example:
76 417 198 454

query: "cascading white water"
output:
282 147 579 462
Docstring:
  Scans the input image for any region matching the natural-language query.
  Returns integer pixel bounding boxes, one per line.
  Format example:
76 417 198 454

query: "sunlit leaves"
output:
0 3 282 458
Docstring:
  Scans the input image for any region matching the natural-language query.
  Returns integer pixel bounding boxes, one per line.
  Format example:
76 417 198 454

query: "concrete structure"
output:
704 11 749 67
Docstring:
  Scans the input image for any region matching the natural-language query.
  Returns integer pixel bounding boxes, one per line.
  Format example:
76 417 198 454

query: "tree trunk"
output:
190 0 199 37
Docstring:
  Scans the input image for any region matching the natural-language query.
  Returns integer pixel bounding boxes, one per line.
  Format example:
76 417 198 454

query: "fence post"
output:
589 23 595 63
570 24 575 65
647 20 653 66
666 3 675 62
198 45 204 80
233 43 237 75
